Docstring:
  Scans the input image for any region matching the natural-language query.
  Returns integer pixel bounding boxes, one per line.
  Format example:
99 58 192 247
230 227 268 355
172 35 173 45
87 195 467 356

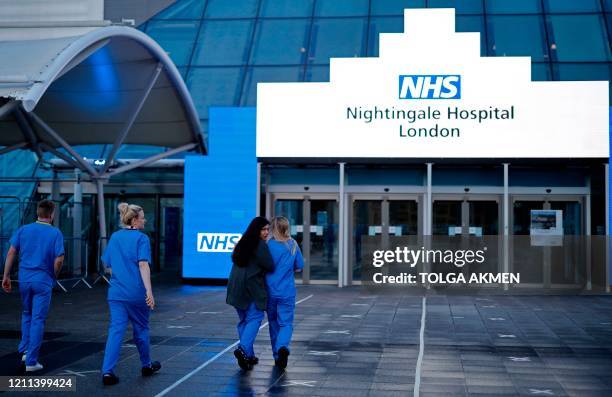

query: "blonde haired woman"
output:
100 203 160 385
265 216 304 369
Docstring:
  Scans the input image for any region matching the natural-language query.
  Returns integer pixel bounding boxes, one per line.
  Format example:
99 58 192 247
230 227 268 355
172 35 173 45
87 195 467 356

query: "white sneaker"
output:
25 362 43 372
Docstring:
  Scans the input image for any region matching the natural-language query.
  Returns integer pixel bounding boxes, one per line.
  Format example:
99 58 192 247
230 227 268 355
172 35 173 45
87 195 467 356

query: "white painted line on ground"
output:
282 380 316 387
414 296 427 397
58 369 100 377
529 389 553 395
308 350 339 356
154 294 314 397
509 356 531 362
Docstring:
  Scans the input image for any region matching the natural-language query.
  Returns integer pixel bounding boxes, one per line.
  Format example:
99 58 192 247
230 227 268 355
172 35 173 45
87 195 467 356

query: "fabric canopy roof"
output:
0 25 205 153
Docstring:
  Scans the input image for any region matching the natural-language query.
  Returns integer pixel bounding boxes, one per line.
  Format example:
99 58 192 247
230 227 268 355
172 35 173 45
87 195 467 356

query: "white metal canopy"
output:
0 25 206 250
0 25 205 155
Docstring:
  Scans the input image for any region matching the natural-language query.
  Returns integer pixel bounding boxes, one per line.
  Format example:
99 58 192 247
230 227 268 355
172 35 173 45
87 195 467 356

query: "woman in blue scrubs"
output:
226 217 274 370
100 203 160 385
266 216 304 369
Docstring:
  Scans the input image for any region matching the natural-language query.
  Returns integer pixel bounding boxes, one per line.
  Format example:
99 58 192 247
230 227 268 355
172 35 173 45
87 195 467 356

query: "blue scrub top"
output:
10 221 64 287
101 229 152 302
266 239 304 298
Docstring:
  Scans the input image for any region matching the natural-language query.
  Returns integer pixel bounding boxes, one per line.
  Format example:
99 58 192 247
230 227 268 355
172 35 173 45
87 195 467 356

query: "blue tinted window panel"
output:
269 168 340 185
544 0 601 13
186 67 243 119
304 65 330 82
606 1 612 12
429 0 483 14
487 15 548 61
554 63 612 81
485 0 541 14
368 16 403 56
370 0 426 16
205 0 258 18
73 145 107 159
348 169 425 185
531 62 551 80
183 108 257 280
309 18 367 64
549 15 611 61
154 0 206 19
260 0 314 17
241 66 303 106
145 20 199 66
553 63 612 102
192 20 253 66
456 15 486 56
250 19 310 65
116 145 164 158
314 0 369 17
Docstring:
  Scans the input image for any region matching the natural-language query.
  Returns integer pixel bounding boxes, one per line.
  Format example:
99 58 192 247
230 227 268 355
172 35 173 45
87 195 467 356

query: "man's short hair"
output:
37 199 55 219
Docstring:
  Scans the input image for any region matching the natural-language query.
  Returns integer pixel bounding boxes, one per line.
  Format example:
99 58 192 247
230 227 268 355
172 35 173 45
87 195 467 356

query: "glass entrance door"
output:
273 196 337 283
511 197 584 288
432 196 501 282
350 196 420 282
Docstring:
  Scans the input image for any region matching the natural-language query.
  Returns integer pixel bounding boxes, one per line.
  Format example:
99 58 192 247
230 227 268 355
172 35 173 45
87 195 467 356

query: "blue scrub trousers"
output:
235 302 264 358
102 300 151 374
267 296 295 360
19 282 52 366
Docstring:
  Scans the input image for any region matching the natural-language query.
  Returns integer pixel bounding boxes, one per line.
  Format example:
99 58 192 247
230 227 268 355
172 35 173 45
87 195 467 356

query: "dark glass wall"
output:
142 0 612 140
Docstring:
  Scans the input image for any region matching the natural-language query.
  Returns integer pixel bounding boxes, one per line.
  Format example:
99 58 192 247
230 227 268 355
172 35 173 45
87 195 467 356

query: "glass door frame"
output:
348 193 423 285
510 194 587 289
270 193 339 285
431 193 504 287
431 194 503 237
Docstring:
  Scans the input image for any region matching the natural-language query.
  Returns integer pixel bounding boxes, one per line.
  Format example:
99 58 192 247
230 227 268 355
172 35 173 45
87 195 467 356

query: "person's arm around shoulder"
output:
256 240 275 273
137 233 155 309
292 239 305 273
54 229 65 278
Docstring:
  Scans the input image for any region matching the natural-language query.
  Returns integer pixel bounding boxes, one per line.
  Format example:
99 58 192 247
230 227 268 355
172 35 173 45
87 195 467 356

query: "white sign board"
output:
257 8 609 158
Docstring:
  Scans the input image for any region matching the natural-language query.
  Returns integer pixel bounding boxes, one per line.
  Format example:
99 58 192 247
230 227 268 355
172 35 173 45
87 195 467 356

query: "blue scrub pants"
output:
267 296 295 360
235 302 264 358
19 282 52 366
102 300 151 374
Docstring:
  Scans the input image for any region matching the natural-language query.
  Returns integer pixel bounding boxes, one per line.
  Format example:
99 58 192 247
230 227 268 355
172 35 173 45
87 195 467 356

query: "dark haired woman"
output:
226 216 274 370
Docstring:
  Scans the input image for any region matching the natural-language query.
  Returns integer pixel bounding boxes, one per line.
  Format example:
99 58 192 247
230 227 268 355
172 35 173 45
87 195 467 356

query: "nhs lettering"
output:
197 233 241 253
399 75 461 99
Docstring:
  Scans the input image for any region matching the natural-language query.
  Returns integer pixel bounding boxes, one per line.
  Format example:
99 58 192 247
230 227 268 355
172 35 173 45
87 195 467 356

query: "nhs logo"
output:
197 233 241 253
399 75 461 99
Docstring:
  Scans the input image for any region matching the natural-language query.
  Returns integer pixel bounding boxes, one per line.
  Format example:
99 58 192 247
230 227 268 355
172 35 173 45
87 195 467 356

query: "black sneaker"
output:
275 347 289 370
102 373 119 386
141 361 161 376
233 347 252 371
249 356 259 366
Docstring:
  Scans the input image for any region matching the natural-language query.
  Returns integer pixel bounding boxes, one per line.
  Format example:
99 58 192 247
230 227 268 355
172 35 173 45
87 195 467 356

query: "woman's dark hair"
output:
232 217 269 267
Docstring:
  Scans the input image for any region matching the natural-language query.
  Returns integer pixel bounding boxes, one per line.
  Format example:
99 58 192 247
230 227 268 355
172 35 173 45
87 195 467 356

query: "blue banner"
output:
182 107 257 279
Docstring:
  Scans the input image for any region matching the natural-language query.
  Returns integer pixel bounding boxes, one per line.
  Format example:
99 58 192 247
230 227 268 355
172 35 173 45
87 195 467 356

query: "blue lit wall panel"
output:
182 107 257 279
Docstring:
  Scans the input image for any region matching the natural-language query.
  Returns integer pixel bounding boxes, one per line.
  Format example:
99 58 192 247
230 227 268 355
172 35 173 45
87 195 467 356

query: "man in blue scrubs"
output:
2 200 64 372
